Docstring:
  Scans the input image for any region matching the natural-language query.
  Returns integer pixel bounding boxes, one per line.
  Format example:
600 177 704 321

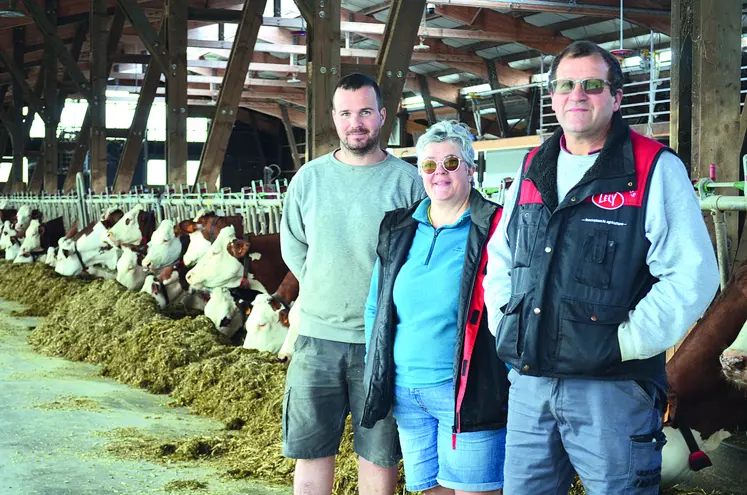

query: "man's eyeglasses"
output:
549 78 611 95
420 155 463 175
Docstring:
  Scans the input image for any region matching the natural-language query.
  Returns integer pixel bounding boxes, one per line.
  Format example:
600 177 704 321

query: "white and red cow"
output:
661 263 747 486
204 287 246 339
142 219 184 271
278 291 301 362
243 271 300 358
55 210 125 277
185 225 251 290
15 217 65 264
177 213 244 268
104 204 157 251
0 220 21 260
140 272 189 309
116 247 147 290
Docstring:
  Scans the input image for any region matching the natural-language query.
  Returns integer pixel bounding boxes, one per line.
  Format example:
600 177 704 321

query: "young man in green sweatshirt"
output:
280 73 425 495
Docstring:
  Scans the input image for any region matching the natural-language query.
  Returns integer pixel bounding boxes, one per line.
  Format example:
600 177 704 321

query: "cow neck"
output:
121 237 148 255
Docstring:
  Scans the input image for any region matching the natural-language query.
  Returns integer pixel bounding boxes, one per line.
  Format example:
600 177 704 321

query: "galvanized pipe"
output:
712 210 731 290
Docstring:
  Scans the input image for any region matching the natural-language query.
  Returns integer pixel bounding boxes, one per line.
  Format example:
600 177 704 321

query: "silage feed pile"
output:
0 261 90 316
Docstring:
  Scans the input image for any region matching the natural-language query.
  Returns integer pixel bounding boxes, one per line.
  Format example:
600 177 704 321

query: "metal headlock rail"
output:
696 156 747 290
0 173 287 235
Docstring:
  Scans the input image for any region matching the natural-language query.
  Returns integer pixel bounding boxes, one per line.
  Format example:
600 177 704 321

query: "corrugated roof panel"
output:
427 17 464 29
476 43 526 59
523 12 580 27
441 38 478 48
564 19 621 39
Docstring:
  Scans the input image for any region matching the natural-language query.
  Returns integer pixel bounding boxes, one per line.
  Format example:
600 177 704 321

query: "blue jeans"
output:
503 369 666 494
393 381 507 492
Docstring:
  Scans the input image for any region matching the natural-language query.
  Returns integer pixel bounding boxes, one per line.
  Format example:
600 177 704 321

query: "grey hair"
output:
416 120 476 170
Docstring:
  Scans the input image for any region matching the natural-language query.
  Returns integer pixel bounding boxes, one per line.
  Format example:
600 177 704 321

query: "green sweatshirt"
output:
280 150 426 343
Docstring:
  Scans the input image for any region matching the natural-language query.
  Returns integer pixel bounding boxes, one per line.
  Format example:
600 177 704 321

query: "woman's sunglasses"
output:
549 78 610 95
420 155 463 175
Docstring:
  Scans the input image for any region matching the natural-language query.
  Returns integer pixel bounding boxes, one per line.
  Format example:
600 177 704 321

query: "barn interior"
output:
1 1 747 494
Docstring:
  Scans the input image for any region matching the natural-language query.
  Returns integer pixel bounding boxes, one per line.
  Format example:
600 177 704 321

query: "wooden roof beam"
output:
434 4 572 54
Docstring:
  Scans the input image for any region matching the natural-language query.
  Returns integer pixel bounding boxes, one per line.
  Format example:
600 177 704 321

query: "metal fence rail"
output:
0 174 287 236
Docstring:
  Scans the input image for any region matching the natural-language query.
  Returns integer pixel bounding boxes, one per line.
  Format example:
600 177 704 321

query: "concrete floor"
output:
0 299 292 495
674 433 747 494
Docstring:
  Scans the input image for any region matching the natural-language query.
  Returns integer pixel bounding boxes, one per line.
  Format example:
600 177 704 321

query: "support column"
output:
307 0 340 160
89 0 108 192
670 0 693 175
166 0 188 187
486 59 509 138
376 0 427 144
113 20 165 193
279 103 302 170
417 75 436 126
10 26 25 192
43 0 59 193
63 12 122 192
195 0 267 190
690 0 742 267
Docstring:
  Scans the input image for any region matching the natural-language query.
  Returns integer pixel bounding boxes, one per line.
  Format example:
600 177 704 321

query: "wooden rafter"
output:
18 0 91 97
196 0 267 190
112 19 165 193
279 103 302 170
376 0 427 144
116 0 170 72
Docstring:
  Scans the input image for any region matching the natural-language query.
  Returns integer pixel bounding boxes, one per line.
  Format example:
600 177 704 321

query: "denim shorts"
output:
393 381 507 492
282 335 401 467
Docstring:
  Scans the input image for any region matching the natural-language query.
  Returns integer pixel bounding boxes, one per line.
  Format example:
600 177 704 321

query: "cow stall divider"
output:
0 174 288 236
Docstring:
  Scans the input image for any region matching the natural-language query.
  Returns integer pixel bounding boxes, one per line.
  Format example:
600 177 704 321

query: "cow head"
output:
55 238 83 276
204 287 243 338
185 225 245 289
142 219 181 270
101 207 125 229
44 246 56 267
14 205 32 235
117 247 147 291
17 219 43 261
105 204 144 247
243 293 290 354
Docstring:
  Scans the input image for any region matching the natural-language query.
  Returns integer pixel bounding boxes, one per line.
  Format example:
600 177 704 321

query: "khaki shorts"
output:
282 335 401 468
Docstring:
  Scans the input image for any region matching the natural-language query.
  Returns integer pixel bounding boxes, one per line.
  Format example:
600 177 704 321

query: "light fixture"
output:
0 0 24 18
287 53 301 83
287 73 301 84
610 0 635 58
413 5 429 52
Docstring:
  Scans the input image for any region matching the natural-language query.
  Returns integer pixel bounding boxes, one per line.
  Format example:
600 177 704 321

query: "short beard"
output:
341 128 381 157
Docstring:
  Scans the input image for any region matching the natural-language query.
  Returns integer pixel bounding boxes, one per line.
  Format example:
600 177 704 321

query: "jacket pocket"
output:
556 298 627 375
495 293 525 363
574 229 616 289
513 211 540 268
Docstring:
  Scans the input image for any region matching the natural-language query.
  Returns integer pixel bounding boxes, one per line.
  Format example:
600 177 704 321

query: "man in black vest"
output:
483 41 719 494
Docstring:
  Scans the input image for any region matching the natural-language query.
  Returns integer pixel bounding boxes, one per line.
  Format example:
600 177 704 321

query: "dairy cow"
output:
15 217 65 264
105 205 157 252
204 287 247 340
142 219 187 270
55 210 125 277
662 263 747 486
243 271 300 358
0 220 20 260
116 248 147 290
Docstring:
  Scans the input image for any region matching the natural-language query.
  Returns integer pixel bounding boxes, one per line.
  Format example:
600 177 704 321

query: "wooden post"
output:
417 75 437 126
62 11 123 192
397 110 409 147
307 0 340 160
166 0 188 187
113 22 165 193
526 87 540 136
486 59 509 138
691 0 742 268
376 0 427 145
195 0 267 190
89 0 108 192
10 26 25 192
670 0 693 176
279 103 302 170
42 0 59 193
